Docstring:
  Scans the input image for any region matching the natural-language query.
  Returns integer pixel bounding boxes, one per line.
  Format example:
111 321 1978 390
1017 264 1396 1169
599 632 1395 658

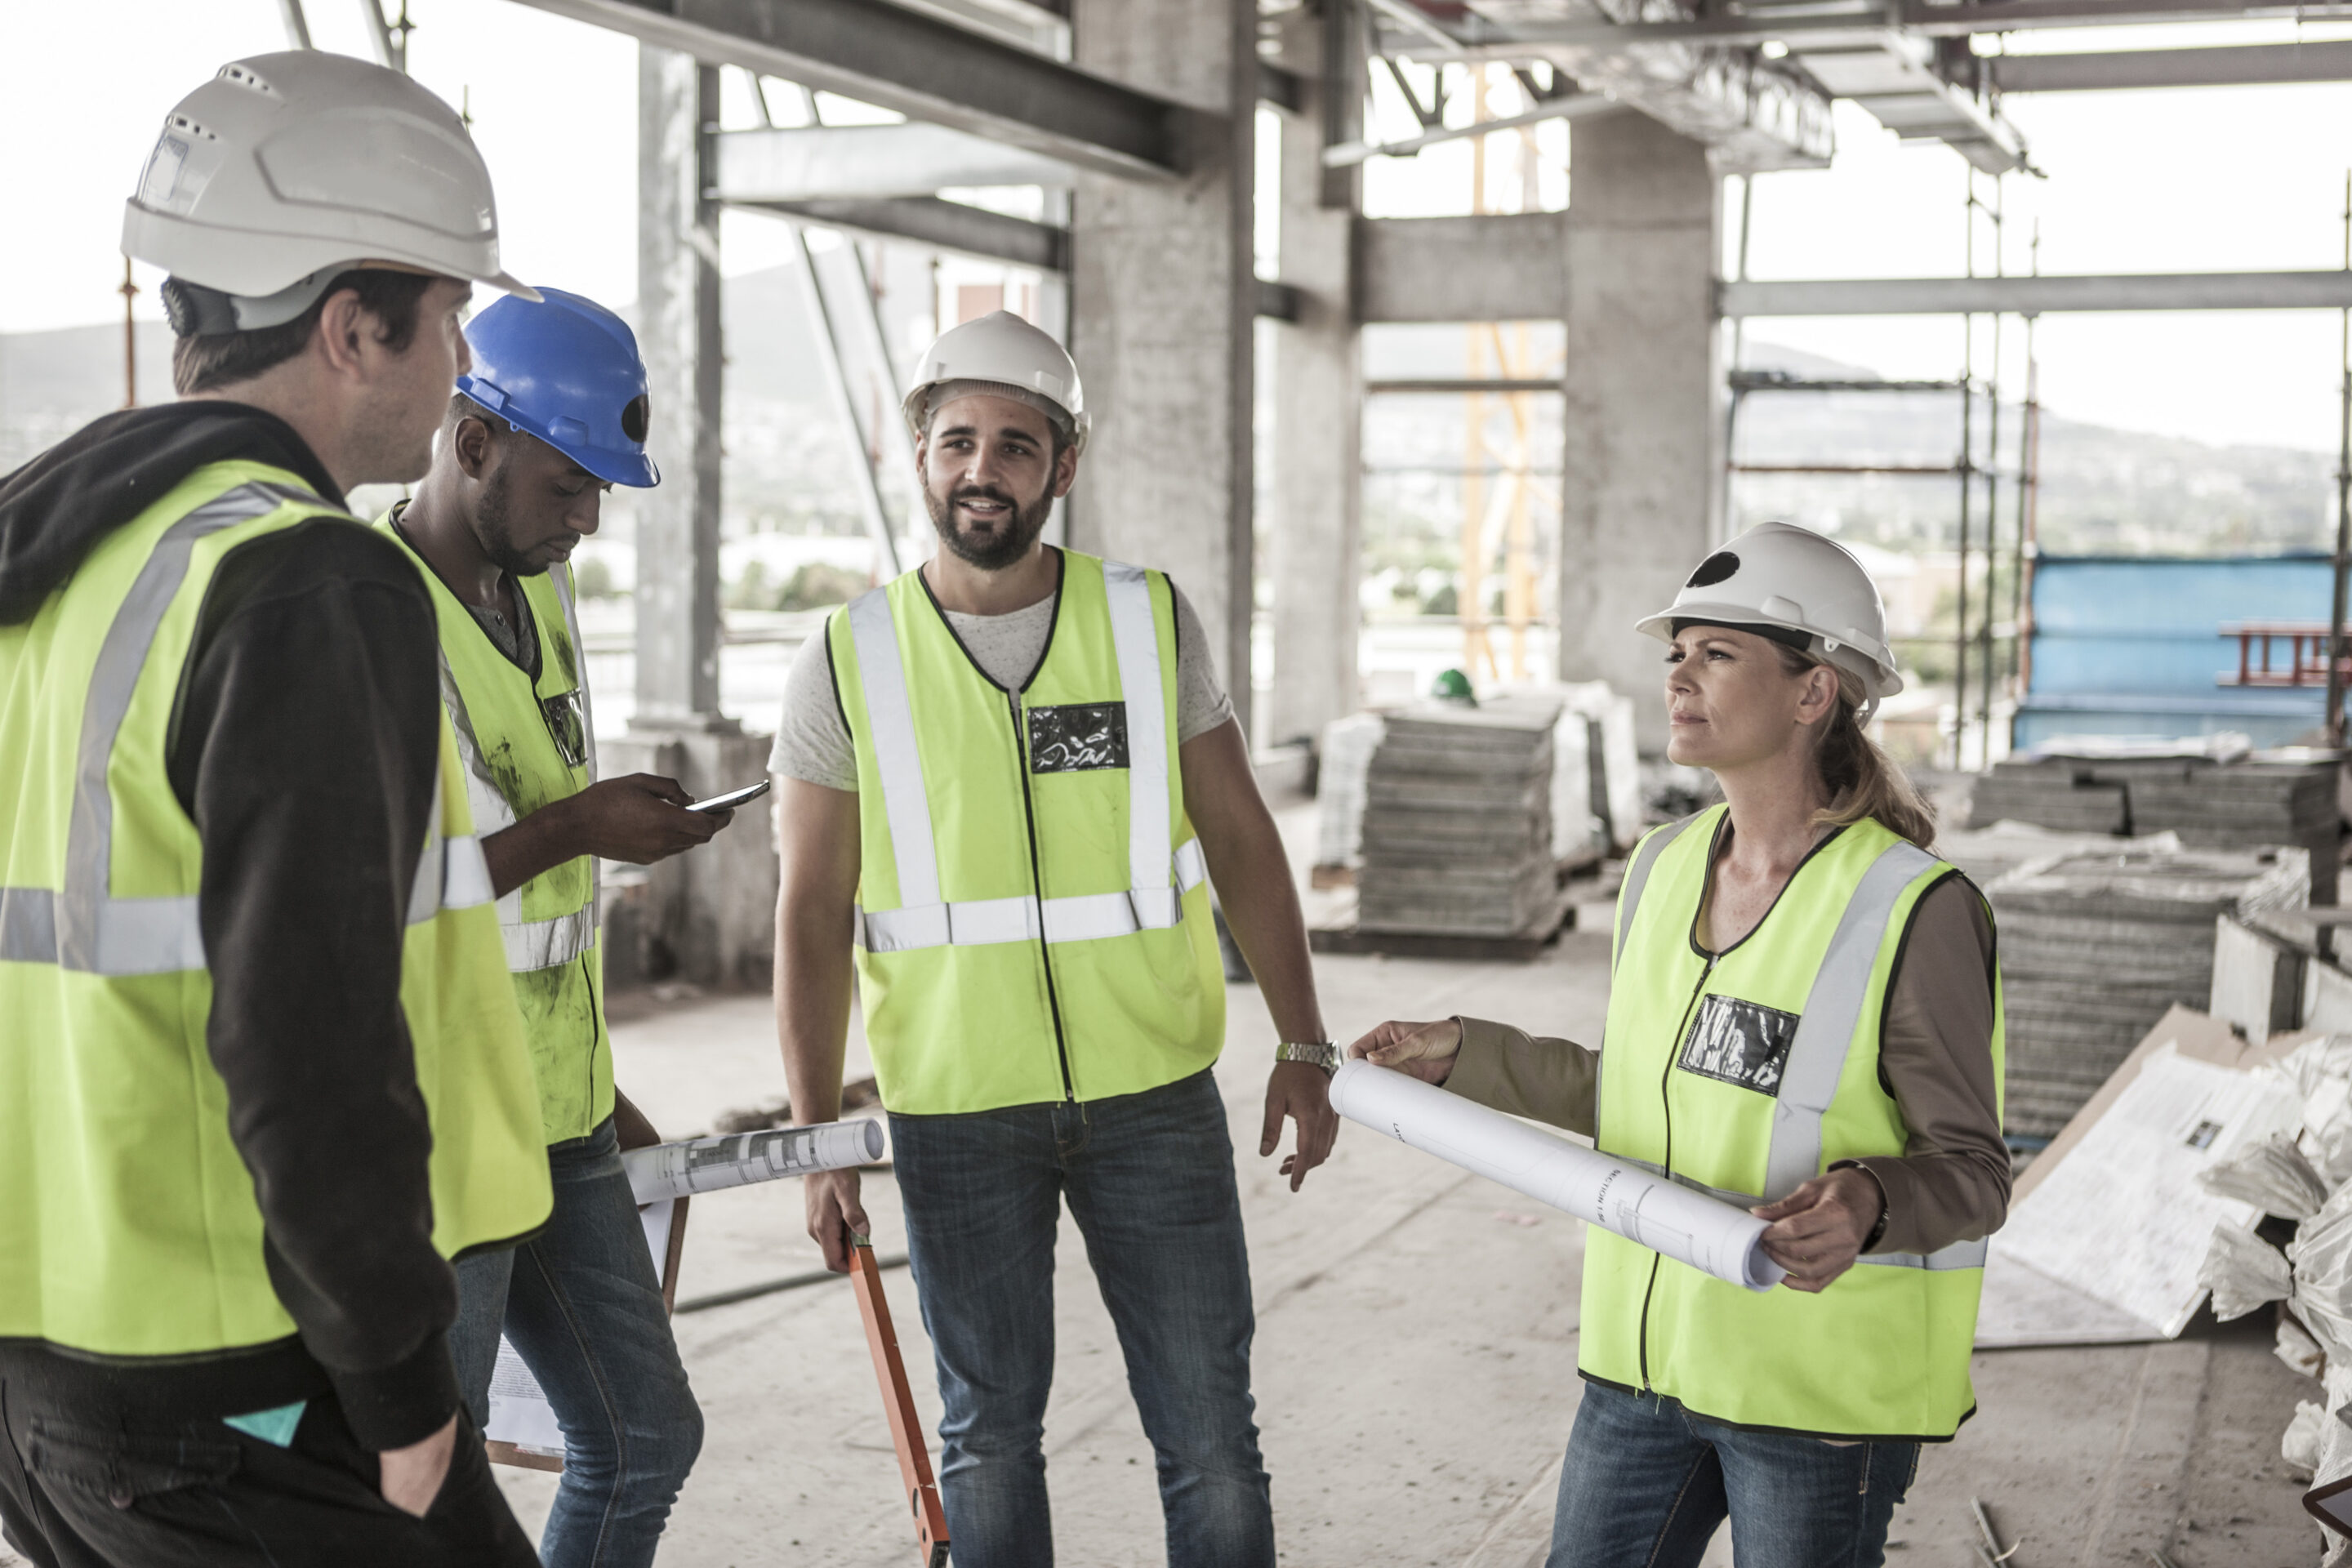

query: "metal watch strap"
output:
1276 1040 1340 1072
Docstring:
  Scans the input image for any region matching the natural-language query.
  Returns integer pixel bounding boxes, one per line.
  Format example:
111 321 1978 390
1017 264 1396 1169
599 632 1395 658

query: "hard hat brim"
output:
124 202 542 304
1636 601 1904 697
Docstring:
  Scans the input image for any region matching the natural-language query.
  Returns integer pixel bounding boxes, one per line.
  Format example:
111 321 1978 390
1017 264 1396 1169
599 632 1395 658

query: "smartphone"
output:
686 779 770 814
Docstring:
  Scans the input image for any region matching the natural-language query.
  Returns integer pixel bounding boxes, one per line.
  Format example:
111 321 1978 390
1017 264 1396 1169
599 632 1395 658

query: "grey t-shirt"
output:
768 576 1236 792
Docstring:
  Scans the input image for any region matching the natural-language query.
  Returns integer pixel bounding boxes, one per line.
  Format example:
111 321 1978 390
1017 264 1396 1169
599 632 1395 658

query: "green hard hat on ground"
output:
1431 668 1477 706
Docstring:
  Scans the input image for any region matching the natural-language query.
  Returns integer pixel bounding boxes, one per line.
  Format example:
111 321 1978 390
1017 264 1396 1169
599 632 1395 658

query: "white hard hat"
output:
122 52 537 331
1636 521 1905 712
902 310 1089 455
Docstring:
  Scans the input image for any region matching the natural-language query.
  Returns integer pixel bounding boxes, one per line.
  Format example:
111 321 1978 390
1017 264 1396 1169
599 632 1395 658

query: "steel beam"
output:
1414 0 2352 47
1722 270 2352 316
1985 38 2352 90
715 123 1075 199
728 195 1071 270
1903 0 2352 33
504 0 1187 180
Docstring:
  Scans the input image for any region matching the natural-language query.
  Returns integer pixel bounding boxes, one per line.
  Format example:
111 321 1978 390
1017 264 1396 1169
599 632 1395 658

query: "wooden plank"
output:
850 1239 951 1568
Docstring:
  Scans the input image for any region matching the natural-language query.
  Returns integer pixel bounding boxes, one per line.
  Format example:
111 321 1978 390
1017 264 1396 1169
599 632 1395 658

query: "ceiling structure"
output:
1365 0 2352 176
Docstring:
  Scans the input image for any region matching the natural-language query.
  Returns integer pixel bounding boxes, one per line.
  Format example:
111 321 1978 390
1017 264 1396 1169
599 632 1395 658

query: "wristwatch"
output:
1275 1040 1342 1074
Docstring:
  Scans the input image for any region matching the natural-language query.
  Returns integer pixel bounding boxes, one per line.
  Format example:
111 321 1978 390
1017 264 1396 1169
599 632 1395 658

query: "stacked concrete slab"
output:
1970 751 2341 901
1356 698 1559 938
1989 844 2309 1139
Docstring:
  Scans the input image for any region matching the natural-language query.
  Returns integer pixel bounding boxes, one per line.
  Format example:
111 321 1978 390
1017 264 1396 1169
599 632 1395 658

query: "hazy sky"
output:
7 2 2352 451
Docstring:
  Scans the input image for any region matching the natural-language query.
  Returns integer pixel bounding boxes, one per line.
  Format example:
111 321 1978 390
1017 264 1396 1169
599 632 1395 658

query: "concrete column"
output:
1064 0 1258 740
1556 114 1723 750
616 44 777 990
1264 2 1364 751
635 45 726 728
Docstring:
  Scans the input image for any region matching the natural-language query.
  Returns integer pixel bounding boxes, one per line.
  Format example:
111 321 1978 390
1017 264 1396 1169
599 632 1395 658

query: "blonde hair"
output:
1773 645 1937 850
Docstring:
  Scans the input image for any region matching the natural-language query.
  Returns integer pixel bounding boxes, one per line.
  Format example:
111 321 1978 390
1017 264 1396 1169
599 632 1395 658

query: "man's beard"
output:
925 480 1053 572
473 461 548 578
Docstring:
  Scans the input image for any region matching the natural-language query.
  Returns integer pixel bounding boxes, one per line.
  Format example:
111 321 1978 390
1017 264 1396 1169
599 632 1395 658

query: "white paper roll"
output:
621 1119 885 1204
1329 1060 1785 1292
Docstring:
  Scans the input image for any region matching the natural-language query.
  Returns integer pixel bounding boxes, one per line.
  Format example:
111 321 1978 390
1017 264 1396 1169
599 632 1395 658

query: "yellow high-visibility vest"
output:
826 550 1225 1115
0 462 550 1358
1584 805 2003 1439
381 511 609 1143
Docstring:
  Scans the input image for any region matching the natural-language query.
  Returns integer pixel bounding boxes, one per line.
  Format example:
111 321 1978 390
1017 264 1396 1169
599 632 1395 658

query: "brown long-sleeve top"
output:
1444 876 2009 1257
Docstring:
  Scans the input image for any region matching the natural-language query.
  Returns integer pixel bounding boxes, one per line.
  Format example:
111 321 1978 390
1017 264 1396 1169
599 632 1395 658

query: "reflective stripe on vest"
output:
1614 811 1704 970
426 560 600 974
845 561 1196 953
0 482 482 973
1610 1154 1989 1271
1614 816 1986 1269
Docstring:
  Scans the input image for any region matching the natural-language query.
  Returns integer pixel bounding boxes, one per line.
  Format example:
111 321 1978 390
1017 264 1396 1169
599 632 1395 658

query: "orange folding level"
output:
850 1236 951 1567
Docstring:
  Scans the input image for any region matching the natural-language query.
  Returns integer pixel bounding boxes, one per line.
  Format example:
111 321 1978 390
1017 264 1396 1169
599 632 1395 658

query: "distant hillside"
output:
0 261 920 540
1730 341 2333 559
9 292 2330 560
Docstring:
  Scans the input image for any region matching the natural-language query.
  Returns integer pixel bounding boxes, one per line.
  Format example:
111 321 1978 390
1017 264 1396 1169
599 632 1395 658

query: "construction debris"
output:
1987 844 2309 1138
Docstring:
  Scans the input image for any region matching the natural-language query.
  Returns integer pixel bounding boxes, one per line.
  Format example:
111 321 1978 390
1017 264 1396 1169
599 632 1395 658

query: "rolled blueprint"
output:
622 1119 885 1204
1328 1061 1786 1292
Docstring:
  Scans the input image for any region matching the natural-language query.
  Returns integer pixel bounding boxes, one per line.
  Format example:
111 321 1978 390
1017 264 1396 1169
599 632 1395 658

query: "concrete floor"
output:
0 808 2318 1568
491 914 2326 1567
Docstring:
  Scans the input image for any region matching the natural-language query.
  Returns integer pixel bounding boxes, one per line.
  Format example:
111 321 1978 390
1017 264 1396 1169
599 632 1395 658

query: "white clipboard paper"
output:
1328 1060 1786 1292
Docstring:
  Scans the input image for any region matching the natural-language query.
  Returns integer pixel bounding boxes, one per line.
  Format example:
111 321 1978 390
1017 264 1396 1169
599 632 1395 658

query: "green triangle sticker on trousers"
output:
222 1401 307 1448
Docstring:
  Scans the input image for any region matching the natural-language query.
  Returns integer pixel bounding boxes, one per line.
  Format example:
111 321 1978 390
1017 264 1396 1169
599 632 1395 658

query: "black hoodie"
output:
0 403 466 1451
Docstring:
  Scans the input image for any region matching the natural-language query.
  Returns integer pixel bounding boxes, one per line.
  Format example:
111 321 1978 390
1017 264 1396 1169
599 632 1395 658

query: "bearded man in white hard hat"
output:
772 311 1336 1566
0 54 553 1566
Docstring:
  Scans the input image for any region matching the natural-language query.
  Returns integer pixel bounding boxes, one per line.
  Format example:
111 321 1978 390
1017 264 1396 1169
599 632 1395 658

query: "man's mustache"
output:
950 485 1019 515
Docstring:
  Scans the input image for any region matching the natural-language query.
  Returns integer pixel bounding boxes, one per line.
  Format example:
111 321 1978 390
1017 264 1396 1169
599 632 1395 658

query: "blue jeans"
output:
889 1068 1274 1568
451 1119 703 1568
1549 1382 1919 1568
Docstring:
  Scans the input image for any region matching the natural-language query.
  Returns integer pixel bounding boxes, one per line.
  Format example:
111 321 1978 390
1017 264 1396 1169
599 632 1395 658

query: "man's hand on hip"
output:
377 1412 458 1517
1261 1062 1339 1192
805 1167 870 1273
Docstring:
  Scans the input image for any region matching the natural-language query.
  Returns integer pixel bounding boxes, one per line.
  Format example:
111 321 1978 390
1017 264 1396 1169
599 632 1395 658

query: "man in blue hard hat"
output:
381 287 732 1566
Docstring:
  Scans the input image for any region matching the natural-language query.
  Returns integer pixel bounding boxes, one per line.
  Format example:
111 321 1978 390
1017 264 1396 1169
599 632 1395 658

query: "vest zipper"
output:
1006 688 1078 1101
1638 952 1717 1394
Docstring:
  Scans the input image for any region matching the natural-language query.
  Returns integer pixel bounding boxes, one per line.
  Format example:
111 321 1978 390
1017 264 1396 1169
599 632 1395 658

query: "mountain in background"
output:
6 281 2333 559
1730 340 2333 559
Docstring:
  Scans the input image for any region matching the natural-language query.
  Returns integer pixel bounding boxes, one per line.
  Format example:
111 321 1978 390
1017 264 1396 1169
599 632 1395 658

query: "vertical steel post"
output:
1953 175 1976 771
118 260 138 410
794 225 903 578
2329 172 2352 746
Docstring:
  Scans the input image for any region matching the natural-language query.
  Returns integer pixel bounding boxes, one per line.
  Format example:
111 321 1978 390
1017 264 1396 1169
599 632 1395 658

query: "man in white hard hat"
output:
0 54 553 1566
773 310 1335 1566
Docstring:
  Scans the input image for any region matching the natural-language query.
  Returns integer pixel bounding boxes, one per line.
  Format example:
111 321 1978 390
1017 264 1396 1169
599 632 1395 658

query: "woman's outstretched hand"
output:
1346 1018 1466 1085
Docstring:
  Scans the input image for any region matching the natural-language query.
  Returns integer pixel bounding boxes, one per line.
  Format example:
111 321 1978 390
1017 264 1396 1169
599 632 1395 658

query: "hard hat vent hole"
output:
217 65 278 97
1686 550 1740 589
621 395 650 444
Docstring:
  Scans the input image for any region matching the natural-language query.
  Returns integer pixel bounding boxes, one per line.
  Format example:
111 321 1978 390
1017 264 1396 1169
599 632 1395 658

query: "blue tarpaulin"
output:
2016 555 2332 749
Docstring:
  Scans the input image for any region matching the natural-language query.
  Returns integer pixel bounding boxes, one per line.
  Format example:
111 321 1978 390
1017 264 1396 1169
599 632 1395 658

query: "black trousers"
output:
0 1379 536 1568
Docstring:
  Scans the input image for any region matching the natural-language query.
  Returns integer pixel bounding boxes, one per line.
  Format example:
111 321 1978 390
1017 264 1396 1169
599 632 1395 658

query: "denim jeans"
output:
450 1119 702 1568
889 1068 1275 1568
1548 1382 1919 1568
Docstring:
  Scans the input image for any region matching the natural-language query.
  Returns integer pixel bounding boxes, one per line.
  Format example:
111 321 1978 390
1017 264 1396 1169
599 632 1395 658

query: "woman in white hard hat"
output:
1348 521 2008 1568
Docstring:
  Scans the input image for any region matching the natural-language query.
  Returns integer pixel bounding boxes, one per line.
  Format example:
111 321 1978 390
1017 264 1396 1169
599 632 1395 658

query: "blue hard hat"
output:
456 287 659 488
